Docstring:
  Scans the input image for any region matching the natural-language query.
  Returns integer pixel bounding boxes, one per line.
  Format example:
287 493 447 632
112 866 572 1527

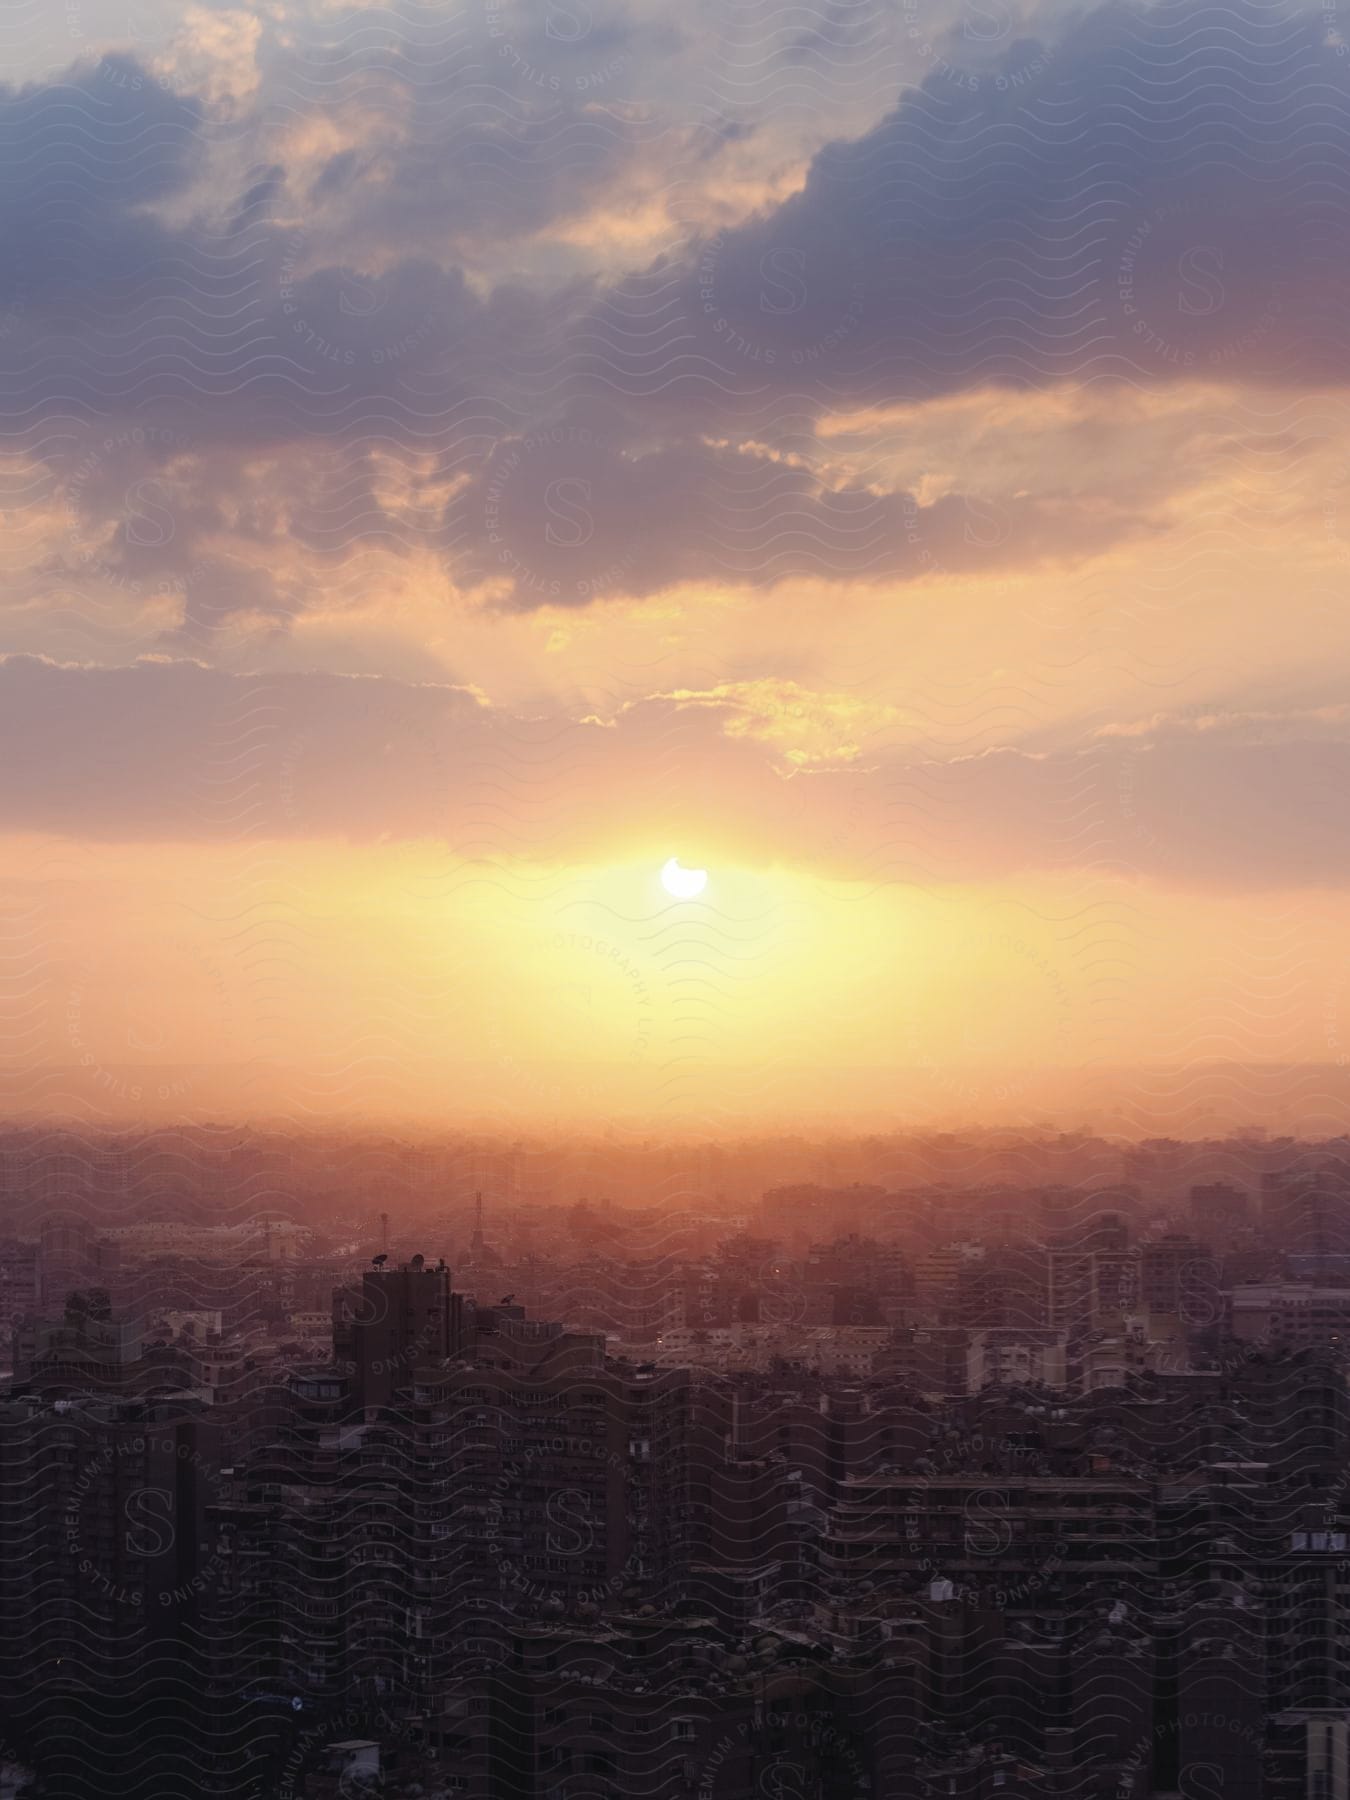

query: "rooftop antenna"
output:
380 1212 389 1256
472 1190 485 1255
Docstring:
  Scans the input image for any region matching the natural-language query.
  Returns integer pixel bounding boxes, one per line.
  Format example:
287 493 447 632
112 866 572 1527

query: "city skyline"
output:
4 1120 1350 1797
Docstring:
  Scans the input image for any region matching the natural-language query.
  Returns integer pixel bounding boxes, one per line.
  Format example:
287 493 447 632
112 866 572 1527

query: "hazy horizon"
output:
4 1061 1350 1139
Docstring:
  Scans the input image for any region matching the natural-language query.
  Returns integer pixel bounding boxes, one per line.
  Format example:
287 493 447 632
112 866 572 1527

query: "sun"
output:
661 857 708 899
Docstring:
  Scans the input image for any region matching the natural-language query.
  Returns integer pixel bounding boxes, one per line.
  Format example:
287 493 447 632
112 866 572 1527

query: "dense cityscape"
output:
2 1127 1349 1796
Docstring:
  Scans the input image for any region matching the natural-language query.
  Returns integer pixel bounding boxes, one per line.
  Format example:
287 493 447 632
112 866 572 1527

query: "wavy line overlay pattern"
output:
0 0 1347 1794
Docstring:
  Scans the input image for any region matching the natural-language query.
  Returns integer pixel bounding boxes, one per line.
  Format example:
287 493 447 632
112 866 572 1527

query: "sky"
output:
2 0 1349 1135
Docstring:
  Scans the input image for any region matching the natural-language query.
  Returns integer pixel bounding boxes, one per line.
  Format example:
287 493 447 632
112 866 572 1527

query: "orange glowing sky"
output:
1 0 1347 1133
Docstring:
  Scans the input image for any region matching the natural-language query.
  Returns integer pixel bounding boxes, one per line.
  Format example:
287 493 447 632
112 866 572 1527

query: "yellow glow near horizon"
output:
10 828 1348 1128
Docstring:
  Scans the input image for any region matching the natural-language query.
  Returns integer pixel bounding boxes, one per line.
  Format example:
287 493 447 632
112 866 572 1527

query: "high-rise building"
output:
332 1256 464 1411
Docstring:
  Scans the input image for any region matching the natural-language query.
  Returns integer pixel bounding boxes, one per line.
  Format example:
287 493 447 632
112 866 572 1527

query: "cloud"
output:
153 7 262 110
447 420 1155 605
648 678 903 768
0 0 1346 632
3 655 1346 890
666 0 1347 411
0 55 202 319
